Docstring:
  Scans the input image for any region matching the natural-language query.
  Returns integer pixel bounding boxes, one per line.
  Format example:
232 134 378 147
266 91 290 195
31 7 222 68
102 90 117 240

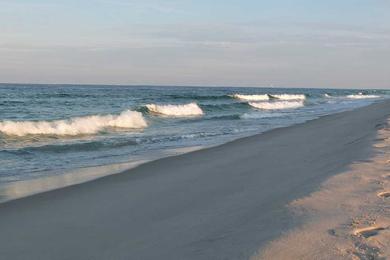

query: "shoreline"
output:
0 100 389 259
0 101 380 204
0 145 204 203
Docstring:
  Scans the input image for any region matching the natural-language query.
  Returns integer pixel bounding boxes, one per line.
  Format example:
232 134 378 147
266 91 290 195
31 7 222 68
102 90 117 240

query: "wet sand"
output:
0 100 389 260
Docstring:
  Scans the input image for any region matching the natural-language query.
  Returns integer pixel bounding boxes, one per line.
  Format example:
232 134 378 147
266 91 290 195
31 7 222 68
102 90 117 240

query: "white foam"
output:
324 93 331 98
249 101 304 110
146 102 203 117
269 94 306 100
230 94 270 101
0 110 147 137
347 94 380 99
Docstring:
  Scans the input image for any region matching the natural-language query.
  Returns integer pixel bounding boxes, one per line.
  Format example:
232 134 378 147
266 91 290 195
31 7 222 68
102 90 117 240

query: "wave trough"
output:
0 110 147 137
249 101 304 110
146 103 203 117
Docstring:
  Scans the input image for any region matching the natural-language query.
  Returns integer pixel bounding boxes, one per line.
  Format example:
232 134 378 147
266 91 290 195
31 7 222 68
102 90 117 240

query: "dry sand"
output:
0 100 389 260
254 118 390 260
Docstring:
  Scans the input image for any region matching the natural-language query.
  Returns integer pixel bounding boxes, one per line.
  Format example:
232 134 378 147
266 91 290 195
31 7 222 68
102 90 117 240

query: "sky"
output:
0 0 389 88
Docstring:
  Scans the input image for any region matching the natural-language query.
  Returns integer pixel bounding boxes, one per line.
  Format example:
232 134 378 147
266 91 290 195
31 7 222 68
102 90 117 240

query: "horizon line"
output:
0 82 388 91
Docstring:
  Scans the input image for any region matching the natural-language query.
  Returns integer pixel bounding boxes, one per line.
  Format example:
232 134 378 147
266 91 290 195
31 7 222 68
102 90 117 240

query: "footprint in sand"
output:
377 191 390 198
353 226 385 238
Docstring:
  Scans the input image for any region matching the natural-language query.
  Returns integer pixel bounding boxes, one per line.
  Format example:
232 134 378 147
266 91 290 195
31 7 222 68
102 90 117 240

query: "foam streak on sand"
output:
0 110 147 136
249 101 304 110
146 102 203 117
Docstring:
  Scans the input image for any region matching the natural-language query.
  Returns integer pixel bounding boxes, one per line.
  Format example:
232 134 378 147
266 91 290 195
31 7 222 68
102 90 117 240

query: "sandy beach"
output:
256 115 390 259
0 100 389 260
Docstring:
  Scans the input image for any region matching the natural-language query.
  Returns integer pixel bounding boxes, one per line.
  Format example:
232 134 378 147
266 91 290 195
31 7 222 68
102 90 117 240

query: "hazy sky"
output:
1 0 389 88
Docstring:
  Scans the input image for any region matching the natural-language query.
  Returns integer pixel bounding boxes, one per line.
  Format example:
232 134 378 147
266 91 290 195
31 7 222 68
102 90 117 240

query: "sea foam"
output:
146 103 203 117
347 94 380 99
231 93 306 101
249 101 304 110
230 94 270 101
269 94 306 100
0 110 147 136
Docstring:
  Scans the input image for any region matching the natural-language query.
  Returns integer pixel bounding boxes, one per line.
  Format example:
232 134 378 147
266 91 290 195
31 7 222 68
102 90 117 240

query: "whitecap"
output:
347 94 380 99
230 94 270 101
249 101 304 110
269 94 306 100
0 110 147 137
146 102 203 117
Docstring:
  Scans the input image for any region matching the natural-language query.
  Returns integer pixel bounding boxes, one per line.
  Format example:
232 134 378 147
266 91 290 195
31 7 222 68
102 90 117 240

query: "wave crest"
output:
0 110 147 137
231 93 306 101
347 94 380 99
249 101 304 110
146 103 203 117
230 94 270 101
269 94 306 100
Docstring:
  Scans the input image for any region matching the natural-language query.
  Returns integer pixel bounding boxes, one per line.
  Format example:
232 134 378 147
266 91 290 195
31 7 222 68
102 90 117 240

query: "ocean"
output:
0 84 388 199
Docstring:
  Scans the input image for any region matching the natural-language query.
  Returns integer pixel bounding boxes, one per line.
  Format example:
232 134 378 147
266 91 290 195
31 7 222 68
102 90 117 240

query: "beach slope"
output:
0 101 389 260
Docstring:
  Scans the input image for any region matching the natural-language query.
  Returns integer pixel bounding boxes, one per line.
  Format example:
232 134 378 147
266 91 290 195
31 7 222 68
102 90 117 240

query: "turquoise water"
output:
0 84 388 184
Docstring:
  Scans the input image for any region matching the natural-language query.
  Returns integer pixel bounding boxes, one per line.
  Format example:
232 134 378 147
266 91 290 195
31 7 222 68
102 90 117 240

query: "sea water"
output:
0 84 388 198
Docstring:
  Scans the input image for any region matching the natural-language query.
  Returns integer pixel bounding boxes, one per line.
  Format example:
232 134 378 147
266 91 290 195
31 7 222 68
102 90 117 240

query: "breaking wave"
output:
0 110 147 137
230 94 270 101
249 101 304 110
269 94 306 100
347 94 380 99
231 93 306 101
146 103 203 117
